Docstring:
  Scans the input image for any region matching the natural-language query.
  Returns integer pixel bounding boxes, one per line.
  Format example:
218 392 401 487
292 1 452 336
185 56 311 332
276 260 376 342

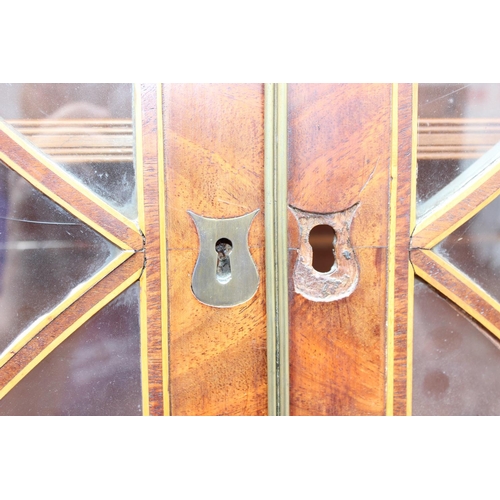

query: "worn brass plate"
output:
188 210 260 308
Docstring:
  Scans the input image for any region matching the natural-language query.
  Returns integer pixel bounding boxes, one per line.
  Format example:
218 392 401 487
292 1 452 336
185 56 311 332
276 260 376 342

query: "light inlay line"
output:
140 269 150 416
157 83 170 416
407 82 419 416
407 261 415 416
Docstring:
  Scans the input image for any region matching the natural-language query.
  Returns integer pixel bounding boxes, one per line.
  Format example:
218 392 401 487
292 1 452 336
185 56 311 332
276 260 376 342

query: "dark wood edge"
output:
140 83 165 416
392 84 414 416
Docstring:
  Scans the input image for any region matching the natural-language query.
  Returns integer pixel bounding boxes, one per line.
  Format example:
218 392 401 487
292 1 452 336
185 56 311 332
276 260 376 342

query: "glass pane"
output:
434 195 500 302
0 162 121 355
0 83 136 220
417 83 500 212
413 278 500 416
0 283 142 416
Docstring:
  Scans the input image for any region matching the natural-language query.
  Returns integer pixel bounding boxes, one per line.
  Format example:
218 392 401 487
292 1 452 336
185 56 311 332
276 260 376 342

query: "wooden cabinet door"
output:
284 84 411 415
1 83 499 416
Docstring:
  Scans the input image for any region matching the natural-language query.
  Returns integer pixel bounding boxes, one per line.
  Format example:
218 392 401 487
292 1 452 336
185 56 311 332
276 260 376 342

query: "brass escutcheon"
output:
188 210 260 307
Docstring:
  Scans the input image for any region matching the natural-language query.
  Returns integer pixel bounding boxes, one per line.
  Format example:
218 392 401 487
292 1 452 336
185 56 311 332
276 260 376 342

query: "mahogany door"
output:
1 83 499 416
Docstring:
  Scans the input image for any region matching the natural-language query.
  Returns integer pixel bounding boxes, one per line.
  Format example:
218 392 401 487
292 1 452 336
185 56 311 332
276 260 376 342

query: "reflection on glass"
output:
413 278 500 416
0 83 136 220
417 84 500 210
0 161 120 355
0 283 142 416
434 195 500 302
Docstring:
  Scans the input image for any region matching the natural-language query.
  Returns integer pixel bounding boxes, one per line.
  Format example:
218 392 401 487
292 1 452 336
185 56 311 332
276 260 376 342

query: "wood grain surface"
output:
392 84 414 415
140 84 166 416
163 84 268 415
288 84 393 415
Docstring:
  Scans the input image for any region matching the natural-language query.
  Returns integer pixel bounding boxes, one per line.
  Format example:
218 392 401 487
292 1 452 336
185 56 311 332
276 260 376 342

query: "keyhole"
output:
309 225 336 272
216 238 233 284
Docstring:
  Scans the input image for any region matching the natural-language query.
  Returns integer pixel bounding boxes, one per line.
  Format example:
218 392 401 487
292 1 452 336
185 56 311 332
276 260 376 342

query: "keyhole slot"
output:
216 238 233 284
309 225 336 273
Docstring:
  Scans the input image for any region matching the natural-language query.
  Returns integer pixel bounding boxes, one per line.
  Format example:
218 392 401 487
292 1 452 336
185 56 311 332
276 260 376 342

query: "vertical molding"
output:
386 84 399 416
265 83 290 416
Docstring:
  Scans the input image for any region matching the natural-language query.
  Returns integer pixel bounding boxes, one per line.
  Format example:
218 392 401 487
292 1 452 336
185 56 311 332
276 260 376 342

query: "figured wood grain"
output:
288 84 392 415
139 84 166 416
0 251 143 396
0 126 142 250
392 84 415 416
164 84 267 416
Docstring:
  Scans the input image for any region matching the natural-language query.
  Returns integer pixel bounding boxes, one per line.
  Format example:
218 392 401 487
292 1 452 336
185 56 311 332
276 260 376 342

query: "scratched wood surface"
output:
163 84 267 416
393 84 414 415
140 84 165 416
287 84 393 415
